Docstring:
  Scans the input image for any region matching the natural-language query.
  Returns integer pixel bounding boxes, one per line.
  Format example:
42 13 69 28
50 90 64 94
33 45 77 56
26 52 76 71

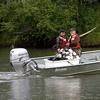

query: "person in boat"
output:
56 30 69 58
68 28 81 56
56 30 68 49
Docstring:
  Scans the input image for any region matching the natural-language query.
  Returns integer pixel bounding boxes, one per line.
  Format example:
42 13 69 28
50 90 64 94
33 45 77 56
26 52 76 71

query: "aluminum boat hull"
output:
27 50 100 76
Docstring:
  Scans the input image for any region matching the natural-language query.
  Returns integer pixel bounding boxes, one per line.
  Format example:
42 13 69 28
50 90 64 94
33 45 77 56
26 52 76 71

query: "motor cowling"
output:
10 48 30 75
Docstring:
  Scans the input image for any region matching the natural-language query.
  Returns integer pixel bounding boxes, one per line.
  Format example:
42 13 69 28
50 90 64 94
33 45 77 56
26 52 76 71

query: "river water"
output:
0 48 100 100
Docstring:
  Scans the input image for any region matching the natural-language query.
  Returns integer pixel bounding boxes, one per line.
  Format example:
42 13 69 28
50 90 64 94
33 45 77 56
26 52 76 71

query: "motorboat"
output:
10 48 100 76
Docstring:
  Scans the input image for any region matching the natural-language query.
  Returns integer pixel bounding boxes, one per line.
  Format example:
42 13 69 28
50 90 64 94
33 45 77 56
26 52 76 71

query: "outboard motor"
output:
10 48 38 75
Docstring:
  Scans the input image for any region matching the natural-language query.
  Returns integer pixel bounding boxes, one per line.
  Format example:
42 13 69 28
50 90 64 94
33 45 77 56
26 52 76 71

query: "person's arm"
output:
67 36 71 46
71 35 80 44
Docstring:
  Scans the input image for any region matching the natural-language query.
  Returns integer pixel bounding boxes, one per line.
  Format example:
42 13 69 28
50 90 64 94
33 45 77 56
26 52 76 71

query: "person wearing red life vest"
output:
68 28 81 56
55 30 68 58
56 30 68 51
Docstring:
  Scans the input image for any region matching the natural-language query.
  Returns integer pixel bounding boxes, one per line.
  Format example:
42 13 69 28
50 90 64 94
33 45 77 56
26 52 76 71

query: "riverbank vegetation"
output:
0 0 100 48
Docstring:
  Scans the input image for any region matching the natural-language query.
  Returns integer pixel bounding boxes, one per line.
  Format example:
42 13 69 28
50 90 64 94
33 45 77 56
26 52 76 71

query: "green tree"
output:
0 0 100 47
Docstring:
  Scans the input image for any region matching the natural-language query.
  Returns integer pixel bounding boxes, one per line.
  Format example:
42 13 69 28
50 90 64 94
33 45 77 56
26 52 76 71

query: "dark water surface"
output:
0 74 100 100
0 48 100 100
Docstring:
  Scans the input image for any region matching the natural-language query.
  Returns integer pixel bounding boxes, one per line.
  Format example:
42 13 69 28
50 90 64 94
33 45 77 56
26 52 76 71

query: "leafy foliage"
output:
0 0 100 47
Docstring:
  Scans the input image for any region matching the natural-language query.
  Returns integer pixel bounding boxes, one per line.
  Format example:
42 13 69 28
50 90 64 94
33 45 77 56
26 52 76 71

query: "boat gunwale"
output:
31 50 100 60
82 50 100 54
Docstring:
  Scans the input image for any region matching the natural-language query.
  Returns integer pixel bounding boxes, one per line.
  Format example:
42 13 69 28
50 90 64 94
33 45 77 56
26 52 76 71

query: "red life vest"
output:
69 33 81 49
59 36 68 49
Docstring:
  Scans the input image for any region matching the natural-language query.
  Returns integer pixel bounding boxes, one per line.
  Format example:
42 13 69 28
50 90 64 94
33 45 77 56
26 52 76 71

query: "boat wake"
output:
0 72 22 80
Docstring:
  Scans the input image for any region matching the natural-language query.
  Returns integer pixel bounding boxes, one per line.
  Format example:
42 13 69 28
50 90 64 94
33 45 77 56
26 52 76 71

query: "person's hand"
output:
59 36 66 41
66 43 69 47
